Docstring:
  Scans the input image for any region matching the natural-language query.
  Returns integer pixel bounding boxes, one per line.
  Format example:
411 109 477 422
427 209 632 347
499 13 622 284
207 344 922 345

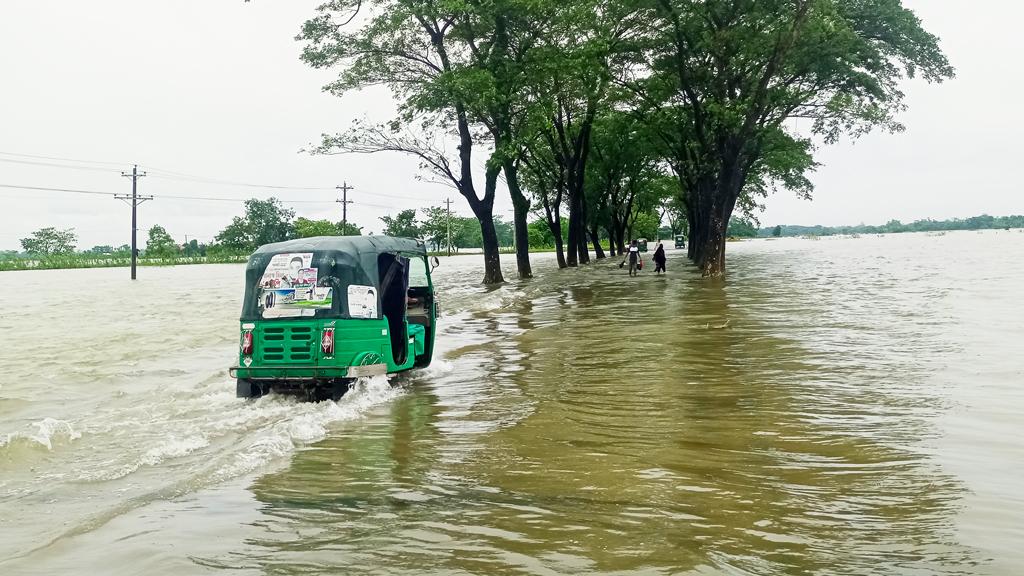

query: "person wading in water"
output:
652 242 667 274
620 240 641 276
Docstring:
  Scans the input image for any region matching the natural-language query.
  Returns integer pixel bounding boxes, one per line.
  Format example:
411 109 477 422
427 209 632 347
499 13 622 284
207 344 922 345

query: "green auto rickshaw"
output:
674 234 686 249
230 236 438 401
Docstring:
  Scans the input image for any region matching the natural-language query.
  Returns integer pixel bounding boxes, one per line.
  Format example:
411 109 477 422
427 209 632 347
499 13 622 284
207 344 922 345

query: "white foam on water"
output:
83 435 215 482
0 418 81 452
212 375 402 481
418 359 455 378
70 375 403 487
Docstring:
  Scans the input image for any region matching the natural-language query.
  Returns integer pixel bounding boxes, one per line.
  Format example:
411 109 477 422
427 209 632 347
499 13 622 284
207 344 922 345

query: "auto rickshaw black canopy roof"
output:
240 236 427 321
252 235 426 258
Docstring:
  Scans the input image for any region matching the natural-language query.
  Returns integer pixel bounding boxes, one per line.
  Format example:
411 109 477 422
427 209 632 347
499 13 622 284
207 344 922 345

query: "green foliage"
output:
448 217 480 249
772 225 783 238
419 206 449 250
293 217 361 238
380 209 421 238
528 218 567 249
145 225 179 258
632 212 662 241
183 239 205 257
294 217 341 238
337 221 363 236
20 227 77 255
215 198 295 252
728 218 759 238
633 0 953 273
493 217 514 247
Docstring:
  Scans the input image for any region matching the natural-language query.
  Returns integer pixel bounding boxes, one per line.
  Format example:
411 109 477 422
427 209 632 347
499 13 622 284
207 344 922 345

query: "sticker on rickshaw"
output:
348 285 378 319
258 252 333 318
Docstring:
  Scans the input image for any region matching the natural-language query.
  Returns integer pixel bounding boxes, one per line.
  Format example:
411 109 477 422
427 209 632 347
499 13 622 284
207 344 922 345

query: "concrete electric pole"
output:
116 165 151 280
336 182 354 231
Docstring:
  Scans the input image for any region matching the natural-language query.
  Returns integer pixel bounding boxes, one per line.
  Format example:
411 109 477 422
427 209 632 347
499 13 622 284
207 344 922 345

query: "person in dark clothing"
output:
619 239 641 276
652 242 667 274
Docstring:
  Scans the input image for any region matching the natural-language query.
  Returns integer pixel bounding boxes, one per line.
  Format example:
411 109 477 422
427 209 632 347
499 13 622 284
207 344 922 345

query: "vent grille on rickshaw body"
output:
259 326 315 363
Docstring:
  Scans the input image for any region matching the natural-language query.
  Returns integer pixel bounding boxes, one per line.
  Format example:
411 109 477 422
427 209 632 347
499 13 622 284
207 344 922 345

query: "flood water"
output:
1 231 1022 575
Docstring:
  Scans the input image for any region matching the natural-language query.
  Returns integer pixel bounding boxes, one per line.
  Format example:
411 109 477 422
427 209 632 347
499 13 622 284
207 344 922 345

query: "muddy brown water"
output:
1 231 1022 575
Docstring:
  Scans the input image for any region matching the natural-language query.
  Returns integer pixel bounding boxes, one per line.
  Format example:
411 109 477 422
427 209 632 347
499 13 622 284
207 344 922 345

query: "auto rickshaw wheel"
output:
236 378 265 399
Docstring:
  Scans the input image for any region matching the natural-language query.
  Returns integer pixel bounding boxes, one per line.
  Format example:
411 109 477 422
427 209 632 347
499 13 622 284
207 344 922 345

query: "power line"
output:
0 150 433 202
0 150 128 167
0 157 122 173
145 170 336 191
0 183 116 196
0 182 401 209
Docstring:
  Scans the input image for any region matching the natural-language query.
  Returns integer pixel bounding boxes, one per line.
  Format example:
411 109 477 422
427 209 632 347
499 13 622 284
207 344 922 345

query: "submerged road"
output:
1 230 1023 575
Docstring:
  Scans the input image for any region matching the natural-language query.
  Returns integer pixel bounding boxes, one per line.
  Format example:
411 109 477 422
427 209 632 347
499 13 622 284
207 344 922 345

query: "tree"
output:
419 206 449 251
380 209 421 238
337 221 363 236
294 217 341 238
728 218 758 238
215 198 295 252
493 217 514 248
772 225 783 238
642 0 953 276
451 217 484 249
300 2 506 284
146 225 179 257
20 227 77 255
183 239 205 257
87 245 114 254
633 211 662 241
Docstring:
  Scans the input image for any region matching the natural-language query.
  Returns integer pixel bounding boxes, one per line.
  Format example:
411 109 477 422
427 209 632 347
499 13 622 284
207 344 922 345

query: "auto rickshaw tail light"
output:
321 328 335 356
241 330 254 355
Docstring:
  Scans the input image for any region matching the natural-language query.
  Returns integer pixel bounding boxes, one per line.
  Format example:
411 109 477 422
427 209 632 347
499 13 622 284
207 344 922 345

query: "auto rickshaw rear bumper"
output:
229 363 387 380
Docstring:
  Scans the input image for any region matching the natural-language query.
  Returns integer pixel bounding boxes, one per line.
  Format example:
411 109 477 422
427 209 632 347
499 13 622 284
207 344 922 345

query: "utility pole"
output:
336 182 354 232
444 198 453 257
116 164 151 280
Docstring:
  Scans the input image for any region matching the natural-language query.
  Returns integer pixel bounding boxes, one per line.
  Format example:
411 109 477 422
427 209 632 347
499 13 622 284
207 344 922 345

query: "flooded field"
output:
1 231 1022 575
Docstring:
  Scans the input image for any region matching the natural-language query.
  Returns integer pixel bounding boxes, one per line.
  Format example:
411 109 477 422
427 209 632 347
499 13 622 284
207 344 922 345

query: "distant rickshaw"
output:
674 234 686 249
230 236 439 401
637 238 649 252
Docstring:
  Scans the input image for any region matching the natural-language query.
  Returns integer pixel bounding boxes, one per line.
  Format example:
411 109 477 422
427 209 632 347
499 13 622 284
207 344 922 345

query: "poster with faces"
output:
258 253 333 318
347 285 378 319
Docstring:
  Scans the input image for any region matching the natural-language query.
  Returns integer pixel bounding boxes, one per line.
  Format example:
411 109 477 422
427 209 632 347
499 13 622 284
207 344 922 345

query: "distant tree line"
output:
758 215 1024 237
6 210 1020 270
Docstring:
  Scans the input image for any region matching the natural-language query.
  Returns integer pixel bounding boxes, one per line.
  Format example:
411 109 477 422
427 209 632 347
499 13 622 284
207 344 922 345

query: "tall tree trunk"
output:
546 211 567 268
578 193 591 264
467 167 504 284
605 226 617 257
552 232 567 269
566 191 581 267
589 224 606 259
503 161 532 279
685 193 697 261
692 160 742 276
478 213 504 283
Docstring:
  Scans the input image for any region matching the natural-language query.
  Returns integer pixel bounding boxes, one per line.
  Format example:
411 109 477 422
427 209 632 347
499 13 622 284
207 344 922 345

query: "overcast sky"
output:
0 1 1020 251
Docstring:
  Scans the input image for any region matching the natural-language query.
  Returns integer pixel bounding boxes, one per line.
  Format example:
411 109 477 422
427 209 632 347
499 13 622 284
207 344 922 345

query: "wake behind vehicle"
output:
229 236 438 401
